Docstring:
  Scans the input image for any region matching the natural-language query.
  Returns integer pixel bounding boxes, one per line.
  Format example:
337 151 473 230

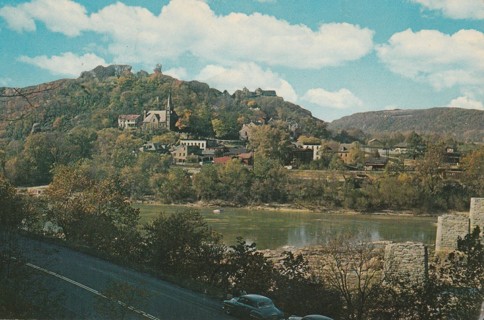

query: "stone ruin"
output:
383 197 484 285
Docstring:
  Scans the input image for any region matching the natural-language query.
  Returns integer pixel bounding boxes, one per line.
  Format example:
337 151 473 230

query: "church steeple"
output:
166 93 173 131
166 93 173 112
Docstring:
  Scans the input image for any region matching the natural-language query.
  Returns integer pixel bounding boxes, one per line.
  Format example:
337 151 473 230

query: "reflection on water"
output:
137 204 437 250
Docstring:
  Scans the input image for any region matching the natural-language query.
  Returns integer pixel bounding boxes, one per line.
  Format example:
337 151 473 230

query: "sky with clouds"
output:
0 0 483 121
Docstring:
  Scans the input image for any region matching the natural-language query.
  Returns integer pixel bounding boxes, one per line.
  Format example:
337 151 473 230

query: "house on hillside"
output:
364 157 388 171
213 152 254 166
171 145 202 164
300 143 322 160
213 156 234 165
443 146 461 167
143 94 178 131
179 139 218 150
239 122 259 141
118 114 142 129
338 144 353 164
390 142 410 155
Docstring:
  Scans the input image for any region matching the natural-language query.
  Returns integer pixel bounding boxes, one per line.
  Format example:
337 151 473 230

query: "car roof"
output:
242 294 273 303
302 315 333 320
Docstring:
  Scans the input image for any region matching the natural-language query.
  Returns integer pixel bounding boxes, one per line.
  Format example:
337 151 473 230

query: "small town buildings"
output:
390 142 409 155
213 156 234 165
118 114 142 129
364 157 388 171
213 152 254 166
171 145 202 164
300 143 322 160
338 144 353 164
142 94 178 131
179 139 218 150
117 94 178 131
443 146 461 167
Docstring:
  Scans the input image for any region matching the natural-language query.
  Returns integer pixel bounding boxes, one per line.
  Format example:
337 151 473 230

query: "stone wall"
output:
435 197 484 252
384 242 428 285
435 214 469 252
263 199 484 288
470 198 484 231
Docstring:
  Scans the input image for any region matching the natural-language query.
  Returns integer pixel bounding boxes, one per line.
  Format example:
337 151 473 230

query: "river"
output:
135 204 437 250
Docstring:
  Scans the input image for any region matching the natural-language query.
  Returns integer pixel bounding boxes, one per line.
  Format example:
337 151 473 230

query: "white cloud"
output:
301 88 363 110
0 5 36 32
164 67 188 80
0 0 374 69
411 0 484 20
448 96 484 110
0 0 89 36
18 52 107 76
377 29 484 91
196 62 297 103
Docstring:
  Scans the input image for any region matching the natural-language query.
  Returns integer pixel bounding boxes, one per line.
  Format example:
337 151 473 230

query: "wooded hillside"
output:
0 65 327 142
328 108 484 143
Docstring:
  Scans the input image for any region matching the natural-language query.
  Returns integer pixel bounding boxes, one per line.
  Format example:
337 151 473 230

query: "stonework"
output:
435 197 484 253
262 198 484 289
435 213 470 252
384 242 428 285
470 198 484 231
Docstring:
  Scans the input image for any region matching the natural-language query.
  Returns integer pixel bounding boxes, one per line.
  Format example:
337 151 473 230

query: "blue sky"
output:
0 0 483 121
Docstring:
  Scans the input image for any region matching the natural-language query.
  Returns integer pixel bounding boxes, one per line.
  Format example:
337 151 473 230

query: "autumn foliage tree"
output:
46 165 141 259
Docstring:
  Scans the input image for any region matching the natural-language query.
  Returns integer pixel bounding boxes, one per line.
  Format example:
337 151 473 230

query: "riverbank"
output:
137 200 441 217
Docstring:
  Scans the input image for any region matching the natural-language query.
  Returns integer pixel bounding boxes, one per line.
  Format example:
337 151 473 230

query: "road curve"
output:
15 236 233 320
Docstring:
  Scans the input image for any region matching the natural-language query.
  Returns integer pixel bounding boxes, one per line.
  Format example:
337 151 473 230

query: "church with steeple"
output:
142 94 178 131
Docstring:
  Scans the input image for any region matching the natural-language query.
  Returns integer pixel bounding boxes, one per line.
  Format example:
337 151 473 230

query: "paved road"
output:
14 236 233 320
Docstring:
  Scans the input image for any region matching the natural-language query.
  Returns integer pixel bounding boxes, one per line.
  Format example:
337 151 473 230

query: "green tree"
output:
193 164 221 201
273 251 341 317
218 159 252 205
46 166 142 259
226 237 275 295
112 132 143 169
67 127 98 159
188 103 214 137
143 209 222 276
251 156 288 203
0 177 63 319
154 167 193 203
212 113 242 139
248 124 292 163
406 131 425 159
460 146 484 196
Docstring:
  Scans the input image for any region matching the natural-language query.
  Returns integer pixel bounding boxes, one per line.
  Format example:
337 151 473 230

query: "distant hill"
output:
0 65 327 141
328 108 484 143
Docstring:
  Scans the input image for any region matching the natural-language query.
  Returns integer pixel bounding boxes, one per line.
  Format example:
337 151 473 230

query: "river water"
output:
136 204 437 250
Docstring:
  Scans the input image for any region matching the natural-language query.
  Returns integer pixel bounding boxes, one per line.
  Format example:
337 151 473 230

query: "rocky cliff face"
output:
80 65 132 80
